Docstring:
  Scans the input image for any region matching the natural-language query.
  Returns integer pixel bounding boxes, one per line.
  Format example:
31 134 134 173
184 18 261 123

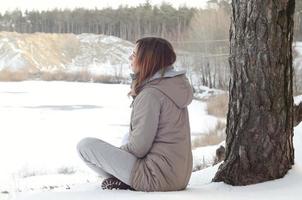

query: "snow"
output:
0 81 301 200
192 141 225 170
294 41 302 72
0 82 131 192
193 85 227 100
77 34 125 45
189 100 218 137
0 81 219 199
63 34 135 78
0 32 134 74
0 37 25 71
295 95 302 105
12 123 302 200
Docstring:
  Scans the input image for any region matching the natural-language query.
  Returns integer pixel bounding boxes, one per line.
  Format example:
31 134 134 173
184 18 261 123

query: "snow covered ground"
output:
0 81 301 200
295 95 302 105
0 81 220 200
11 124 302 200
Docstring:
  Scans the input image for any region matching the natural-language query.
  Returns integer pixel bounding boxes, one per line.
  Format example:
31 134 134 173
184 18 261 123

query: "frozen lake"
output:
0 81 218 193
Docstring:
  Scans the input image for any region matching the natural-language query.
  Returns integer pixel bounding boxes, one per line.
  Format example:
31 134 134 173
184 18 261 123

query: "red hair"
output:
130 37 176 96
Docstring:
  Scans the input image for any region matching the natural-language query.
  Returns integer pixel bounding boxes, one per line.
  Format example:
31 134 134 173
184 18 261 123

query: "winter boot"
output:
101 177 135 191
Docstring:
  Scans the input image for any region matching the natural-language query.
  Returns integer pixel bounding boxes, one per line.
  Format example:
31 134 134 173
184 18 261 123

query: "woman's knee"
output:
76 137 99 153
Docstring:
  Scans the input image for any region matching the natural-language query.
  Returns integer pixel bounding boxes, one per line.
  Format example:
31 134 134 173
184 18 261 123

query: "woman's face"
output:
129 45 139 73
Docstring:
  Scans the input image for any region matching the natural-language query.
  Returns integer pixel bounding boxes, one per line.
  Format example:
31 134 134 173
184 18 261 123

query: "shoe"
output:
101 177 135 191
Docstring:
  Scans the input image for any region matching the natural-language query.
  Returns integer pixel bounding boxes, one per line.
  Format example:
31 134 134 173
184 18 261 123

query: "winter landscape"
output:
0 78 300 200
0 0 302 199
0 77 301 200
0 32 228 200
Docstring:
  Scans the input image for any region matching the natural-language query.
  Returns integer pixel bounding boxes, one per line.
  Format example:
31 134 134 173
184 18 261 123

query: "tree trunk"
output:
212 0 295 185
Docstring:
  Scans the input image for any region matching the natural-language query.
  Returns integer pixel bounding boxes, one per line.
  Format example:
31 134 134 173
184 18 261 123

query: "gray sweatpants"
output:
76 137 137 185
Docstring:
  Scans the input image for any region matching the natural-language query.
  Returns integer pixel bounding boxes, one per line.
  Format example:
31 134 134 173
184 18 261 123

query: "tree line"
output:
0 1 196 42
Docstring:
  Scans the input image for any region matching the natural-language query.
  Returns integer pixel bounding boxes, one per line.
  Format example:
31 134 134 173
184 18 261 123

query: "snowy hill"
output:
0 32 134 76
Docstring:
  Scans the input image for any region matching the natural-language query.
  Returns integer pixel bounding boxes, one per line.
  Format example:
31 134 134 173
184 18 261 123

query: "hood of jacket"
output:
136 66 193 108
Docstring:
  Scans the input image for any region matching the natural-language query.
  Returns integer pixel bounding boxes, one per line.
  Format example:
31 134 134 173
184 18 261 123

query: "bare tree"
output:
183 5 231 89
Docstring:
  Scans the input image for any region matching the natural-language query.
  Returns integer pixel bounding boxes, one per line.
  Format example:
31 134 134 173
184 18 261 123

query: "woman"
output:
77 37 193 192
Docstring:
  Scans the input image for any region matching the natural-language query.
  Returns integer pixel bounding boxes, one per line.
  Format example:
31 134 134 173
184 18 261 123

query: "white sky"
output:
0 0 208 14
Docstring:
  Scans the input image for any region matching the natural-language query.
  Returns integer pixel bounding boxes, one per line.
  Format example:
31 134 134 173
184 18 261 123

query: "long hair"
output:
129 37 176 97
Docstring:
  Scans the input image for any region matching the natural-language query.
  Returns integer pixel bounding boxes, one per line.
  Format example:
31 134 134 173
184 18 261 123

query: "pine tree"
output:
213 0 295 185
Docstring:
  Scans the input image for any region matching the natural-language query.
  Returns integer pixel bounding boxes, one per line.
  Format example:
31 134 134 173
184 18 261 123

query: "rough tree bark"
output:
212 0 295 185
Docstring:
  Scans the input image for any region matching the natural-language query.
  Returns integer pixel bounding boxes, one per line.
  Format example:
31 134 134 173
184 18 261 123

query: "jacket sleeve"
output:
120 90 161 158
